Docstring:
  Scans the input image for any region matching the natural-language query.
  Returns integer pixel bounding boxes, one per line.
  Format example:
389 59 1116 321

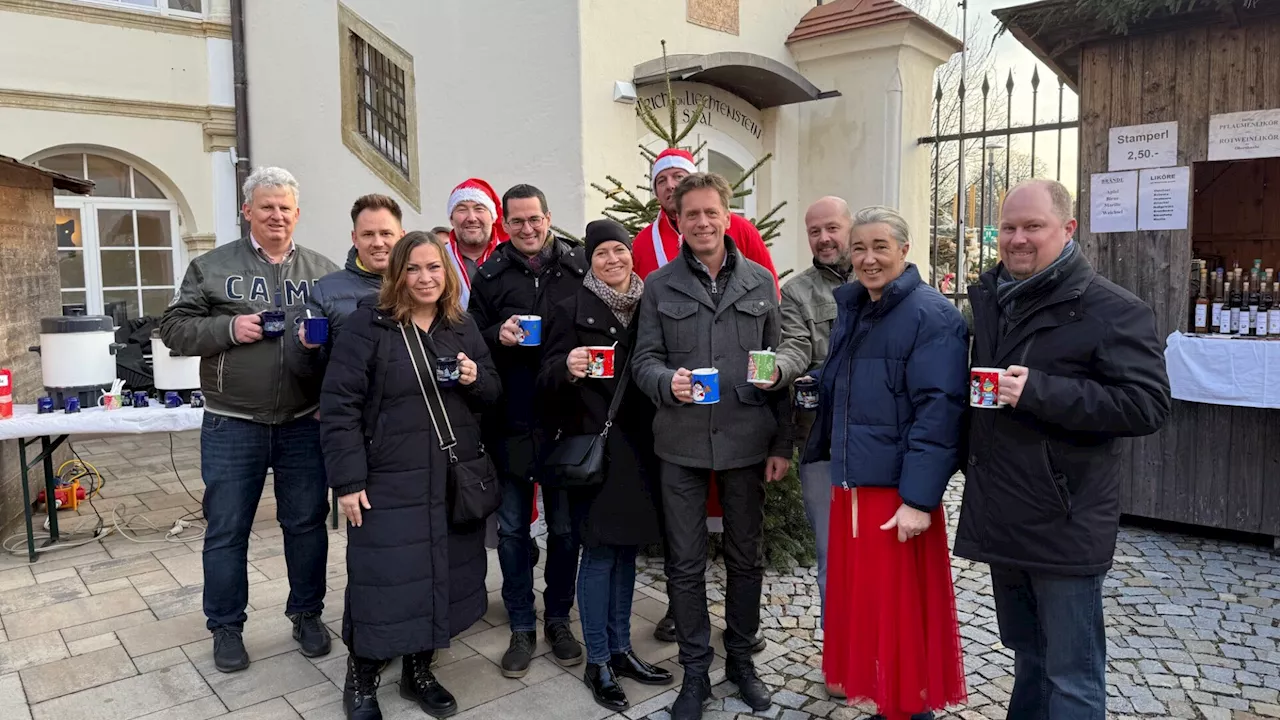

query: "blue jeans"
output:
577 544 637 664
496 476 579 632
798 461 831 627
990 566 1106 720
201 412 329 631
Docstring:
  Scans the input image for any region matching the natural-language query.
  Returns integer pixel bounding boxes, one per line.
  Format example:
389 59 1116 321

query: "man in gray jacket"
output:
771 196 851 653
633 172 792 720
161 167 338 674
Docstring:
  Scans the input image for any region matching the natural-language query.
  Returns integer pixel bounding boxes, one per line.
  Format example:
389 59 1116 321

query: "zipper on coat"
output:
272 262 285 419
217 352 226 393
1040 442 1072 520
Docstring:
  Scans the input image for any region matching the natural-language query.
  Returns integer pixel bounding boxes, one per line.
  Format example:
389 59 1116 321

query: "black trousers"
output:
660 461 766 677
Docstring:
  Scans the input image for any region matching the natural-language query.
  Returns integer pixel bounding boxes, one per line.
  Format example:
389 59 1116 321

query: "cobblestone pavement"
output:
0 432 1277 720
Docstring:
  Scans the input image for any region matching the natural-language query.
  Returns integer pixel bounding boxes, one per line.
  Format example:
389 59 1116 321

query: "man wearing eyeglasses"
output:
468 184 590 679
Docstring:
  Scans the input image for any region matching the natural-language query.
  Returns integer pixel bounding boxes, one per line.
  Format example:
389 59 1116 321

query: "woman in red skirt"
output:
802 207 969 720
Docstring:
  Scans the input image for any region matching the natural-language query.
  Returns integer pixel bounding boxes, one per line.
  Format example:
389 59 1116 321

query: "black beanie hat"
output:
584 219 633 259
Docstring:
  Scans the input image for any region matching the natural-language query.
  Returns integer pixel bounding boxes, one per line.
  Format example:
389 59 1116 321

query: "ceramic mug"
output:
585 346 616 379
516 315 542 346
260 310 287 338
436 357 461 386
303 316 329 346
37 397 54 414
691 368 720 405
748 350 777 386
132 391 149 408
164 391 183 408
794 377 820 410
970 367 1007 409
64 397 81 414
98 393 122 411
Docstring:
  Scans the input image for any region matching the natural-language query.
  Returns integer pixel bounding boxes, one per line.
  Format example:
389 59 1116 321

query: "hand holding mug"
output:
457 352 478 386
747 356 780 388
566 347 590 379
298 322 321 349
671 368 694 404
880 503 932 542
499 315 523 347
999 365 1030 408
339 490 372 527
233 314 264 344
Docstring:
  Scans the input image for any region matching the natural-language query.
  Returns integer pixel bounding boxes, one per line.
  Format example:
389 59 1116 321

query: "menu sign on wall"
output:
1138 167 1190 231
1109 121 1178 170
1090 171 1138 233
1208 109 1280 160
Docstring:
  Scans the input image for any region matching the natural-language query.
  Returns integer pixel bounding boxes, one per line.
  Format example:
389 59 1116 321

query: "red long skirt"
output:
823 486 967 720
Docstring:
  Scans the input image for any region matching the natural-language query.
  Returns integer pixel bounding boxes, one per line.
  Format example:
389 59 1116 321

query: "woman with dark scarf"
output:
538 220 674 711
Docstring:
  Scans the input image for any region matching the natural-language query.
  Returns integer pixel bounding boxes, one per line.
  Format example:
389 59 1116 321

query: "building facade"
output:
0 0 238 319
244 0 959 275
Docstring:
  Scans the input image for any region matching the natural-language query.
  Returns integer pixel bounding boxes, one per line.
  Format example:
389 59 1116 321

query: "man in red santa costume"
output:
446 178 509 308
637 149 772 653
634 148 779 294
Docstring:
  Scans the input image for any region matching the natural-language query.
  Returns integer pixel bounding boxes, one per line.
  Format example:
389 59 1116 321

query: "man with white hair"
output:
161 166 339 674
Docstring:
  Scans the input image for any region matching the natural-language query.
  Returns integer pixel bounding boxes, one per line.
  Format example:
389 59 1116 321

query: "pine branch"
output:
672 99 708 145
731 153 774 191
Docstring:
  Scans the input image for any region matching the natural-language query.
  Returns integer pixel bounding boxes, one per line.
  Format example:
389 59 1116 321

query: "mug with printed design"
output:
260 310 287 338
585 346 615 379
516 315 542 346
691 368 720 405
969 367 1007 409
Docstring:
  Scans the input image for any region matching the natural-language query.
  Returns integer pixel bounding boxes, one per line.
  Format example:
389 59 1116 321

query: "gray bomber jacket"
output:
632 239 793 470
775 260 847 446
160 237 338 424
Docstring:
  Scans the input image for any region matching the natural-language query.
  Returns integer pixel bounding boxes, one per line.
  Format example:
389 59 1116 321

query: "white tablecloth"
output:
1164 331 1280 409
0 404 204 442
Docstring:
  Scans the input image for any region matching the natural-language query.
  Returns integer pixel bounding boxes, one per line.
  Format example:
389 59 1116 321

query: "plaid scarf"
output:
996 239 1080 321
584 270 644 326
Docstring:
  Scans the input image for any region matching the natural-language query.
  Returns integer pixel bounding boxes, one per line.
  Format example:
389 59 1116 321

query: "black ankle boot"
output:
725 657 771 712
342 655 382 720
400 651 457 718
584 662 629 711
609 650 673 685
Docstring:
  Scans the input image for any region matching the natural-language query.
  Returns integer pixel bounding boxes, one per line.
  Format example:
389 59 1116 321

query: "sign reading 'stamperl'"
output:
1109 121 1178 171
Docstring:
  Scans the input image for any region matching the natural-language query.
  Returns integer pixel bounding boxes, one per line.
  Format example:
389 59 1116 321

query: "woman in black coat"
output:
538 220 674 712
321 231 499 720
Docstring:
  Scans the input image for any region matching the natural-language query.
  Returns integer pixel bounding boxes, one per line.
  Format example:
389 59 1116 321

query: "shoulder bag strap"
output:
400 322 458 461
598 354 632 440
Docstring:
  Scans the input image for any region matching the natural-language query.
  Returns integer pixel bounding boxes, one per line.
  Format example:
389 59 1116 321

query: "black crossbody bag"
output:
400 323 501 525
542 356 630 488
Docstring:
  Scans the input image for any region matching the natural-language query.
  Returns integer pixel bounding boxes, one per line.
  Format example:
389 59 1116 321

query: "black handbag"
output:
542 355 631 488
400 323 501 525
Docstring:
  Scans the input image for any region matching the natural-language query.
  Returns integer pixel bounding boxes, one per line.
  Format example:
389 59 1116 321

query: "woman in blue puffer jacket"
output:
802 206 969 720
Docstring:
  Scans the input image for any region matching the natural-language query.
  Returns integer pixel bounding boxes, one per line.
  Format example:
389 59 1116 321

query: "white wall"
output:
244 0 584 265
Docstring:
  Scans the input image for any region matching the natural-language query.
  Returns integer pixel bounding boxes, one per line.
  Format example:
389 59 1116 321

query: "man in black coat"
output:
955 179 1171 720
468 184 588 678
632 173 792 720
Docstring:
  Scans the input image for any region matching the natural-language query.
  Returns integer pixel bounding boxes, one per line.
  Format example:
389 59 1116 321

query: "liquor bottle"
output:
1189 262 1201 330
1249 279 1261 335
1219 280 1234 334
1211 274 1224 332
1230 278 1242 333
1270 281 1280 337
1259 280 1272 338
1239 281 1252 336
1194 268 1209 333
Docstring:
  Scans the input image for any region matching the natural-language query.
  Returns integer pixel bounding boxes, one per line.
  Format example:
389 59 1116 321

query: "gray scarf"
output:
996 240 1080 319
584 270 644 326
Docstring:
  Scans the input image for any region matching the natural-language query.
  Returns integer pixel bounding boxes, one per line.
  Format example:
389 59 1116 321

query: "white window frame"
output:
67 0 204 19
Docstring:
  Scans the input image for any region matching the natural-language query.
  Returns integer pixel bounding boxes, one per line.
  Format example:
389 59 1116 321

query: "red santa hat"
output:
447 178 508 241
651 148 699 187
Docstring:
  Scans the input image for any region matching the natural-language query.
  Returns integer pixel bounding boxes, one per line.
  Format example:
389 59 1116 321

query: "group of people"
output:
161 147 1172 720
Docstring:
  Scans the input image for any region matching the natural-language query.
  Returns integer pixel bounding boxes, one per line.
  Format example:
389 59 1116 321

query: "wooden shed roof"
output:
994 0 1280 92
0 154 93 194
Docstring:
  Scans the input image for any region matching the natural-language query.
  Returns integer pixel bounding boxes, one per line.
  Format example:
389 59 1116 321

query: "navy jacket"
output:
296 247 383 376
803 264 969 512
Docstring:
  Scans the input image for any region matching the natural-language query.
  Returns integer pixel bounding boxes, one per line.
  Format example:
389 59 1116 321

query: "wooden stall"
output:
997 0 1280 542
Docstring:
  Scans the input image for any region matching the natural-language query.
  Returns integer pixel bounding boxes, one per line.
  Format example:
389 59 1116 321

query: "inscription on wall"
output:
687 0 739 35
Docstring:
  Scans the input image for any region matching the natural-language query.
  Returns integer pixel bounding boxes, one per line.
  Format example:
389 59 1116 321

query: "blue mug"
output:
191 390 205 408
132 391 149 408
436 357 461 386
794 377 819 410
260 310 286 338
64 397 81 414
516 315 542 346
164 391 183 408
690 368 720 405
37 397 54 414
303 316 329 346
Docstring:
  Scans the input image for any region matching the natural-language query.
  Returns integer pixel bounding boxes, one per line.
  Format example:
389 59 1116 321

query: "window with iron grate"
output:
351 32 410 178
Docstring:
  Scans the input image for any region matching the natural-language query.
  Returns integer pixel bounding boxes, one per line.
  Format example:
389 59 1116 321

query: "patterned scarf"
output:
584 270 644 326
996 239 1080 320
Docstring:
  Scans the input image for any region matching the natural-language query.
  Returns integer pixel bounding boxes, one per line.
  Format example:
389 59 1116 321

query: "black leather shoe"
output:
751 631 767 654
654 611 677 643
726 658 772 711
545 621 584 667
584 663 629 711
212 627 249 673
609 650 673 685
343 655 382 720
671 674 711 720
500 631 536 678
291 612 332 658
400 652 457 718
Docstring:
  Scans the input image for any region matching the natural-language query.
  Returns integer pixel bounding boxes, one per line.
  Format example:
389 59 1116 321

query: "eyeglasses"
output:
506 215 547 230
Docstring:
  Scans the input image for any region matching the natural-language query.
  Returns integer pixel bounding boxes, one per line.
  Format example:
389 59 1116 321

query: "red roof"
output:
786 0 934 44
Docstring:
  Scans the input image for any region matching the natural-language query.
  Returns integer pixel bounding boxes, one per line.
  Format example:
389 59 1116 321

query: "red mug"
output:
970 367 1007 408
585 346 616 379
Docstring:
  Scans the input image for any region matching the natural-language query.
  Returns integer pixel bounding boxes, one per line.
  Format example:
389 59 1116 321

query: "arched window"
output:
36 153 182 320
707 149 747 213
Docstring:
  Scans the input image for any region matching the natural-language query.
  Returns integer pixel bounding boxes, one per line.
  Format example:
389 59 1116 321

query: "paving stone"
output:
19 645 137 704
117 610 207 656
774 690 809 709
4 588 148 640
29 663 209 720
204 651 326 711
145 584 205 619
284 682 342 715
65 631 120 656
0 632 68 675
0 576 88 615
76 554 164 585
0 673 31 720
59 609 155 643
221 697 304 719
451 672 612 720
134 647 191 674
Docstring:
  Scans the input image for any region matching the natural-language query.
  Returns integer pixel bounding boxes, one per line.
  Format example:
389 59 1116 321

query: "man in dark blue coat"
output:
296 194 405 359
955 180 1171 720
